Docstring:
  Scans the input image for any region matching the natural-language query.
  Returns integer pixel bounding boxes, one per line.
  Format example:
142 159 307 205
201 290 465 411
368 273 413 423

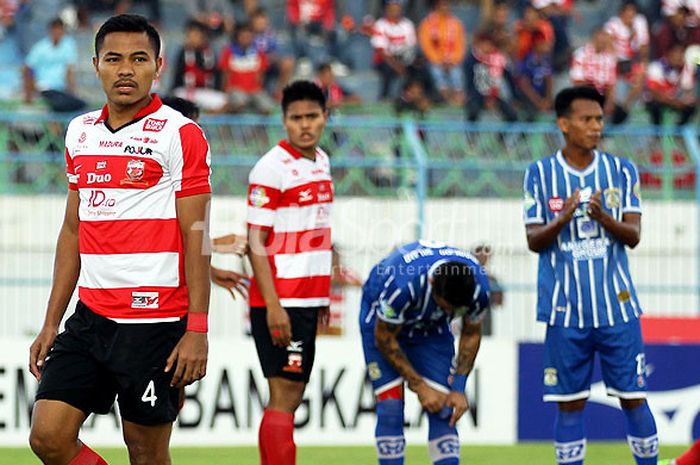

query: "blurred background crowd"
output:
2 0 700 125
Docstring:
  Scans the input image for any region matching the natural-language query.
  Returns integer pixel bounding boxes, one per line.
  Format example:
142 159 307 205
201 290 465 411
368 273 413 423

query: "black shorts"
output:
250 306 320 383
35 301 186 425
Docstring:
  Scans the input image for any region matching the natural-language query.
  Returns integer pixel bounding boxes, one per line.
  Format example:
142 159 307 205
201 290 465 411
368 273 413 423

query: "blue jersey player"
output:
359 241 490 465
523 86 658 465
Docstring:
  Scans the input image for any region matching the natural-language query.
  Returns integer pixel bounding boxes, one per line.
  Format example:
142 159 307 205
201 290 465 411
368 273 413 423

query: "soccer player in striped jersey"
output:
247 80 332 465
28 15 211 465
523 86 658 465
360 241 490 465
660 440 700 465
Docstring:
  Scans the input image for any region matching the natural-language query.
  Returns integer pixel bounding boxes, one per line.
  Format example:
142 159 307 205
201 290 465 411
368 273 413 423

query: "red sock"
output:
69 443 108 465
259 409 295 465
677 440 700 465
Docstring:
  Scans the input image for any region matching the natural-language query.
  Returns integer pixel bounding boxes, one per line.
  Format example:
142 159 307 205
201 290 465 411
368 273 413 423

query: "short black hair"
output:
432 261 476 308
162 95 200 121
281 80 326 114
316 62 332 73
95 14 161 58
620 0 638 12
186 19 209 34
554 86 605 117
49 17 64 29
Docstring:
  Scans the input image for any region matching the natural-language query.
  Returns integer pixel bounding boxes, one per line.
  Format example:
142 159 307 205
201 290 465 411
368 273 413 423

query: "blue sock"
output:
554 410 586 465
427 412 459 465
375 399 405 465
623 402 658 465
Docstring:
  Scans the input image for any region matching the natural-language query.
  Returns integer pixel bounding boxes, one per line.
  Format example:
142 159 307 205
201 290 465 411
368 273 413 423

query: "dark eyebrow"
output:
103 50 151 58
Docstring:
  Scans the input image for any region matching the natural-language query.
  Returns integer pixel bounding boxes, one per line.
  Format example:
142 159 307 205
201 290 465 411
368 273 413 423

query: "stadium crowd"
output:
2 0 700 124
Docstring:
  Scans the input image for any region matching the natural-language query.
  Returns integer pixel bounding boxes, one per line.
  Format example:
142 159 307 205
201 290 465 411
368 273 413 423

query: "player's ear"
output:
155 56 164 76
557 116 569 135
92 55 99 74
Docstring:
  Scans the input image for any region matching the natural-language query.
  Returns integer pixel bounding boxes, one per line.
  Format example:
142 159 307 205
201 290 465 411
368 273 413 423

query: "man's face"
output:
386 3 403 20
593 30 611 52
317 68 333 86
668 46 685 68
251 14 269 33
186 27 207 49
93 31 161 107
436 0 450 14
558 99 604 151
50 24 64 44
620 6 636 27
283 100 327 152
236 29 253 48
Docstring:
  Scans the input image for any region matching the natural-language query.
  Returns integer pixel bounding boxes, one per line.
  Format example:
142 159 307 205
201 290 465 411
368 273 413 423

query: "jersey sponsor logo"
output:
604 187 621 209
555 440 586 462
143 118 167 132
99 140 123 148
548 196 564 212
376 437 405 458
86 172 112 184
380 301 397 319
96 161 108 170
298 188 313 203
249 186 270 207
87 190 117 215
283 342 304 374
317 191 332 202
628 435 659 458
576 216 600 239
131 291 159 309
130 136 158 144
579 186 593 203
121 159 147 186
82 115 97 125
560 237 610 261
78 132 87 143
434 436 460 456
124 145 153 156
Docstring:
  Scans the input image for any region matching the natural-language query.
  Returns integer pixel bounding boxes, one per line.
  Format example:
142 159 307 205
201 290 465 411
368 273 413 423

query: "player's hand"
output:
318 306 330 328
165 331 208 388
445 391 469 427
210 266 249 300
415 382 447 413
29 326 58 381
586 190 605 221
561 188 580 222
211 233 248 256
267 303 291 347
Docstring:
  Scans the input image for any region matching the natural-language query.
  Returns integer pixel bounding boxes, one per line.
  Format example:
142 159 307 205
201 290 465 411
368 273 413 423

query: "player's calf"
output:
375 398 406 465
427 412 460 465
622 400 659 465
554 409 586 465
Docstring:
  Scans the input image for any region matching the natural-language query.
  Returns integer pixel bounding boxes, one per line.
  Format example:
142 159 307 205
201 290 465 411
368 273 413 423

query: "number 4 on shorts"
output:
141 380 157 407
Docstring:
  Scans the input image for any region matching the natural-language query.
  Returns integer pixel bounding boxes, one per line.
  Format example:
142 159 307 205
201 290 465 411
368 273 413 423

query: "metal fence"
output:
1 113 698 339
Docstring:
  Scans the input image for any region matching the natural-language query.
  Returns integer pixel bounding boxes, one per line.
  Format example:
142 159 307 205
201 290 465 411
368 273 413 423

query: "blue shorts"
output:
361 329 455 396
543 318 648 402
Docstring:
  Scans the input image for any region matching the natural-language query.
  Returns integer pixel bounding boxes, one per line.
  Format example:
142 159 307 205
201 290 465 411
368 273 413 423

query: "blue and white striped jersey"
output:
523 150 643 329
359 241 490 338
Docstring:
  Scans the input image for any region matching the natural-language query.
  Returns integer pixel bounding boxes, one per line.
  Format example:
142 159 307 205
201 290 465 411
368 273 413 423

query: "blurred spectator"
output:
219 22 274 114
74 0 161 28
22 17 85 112
0 0 19 36
171 19 228 113
418 0 466 105
514 4 554 62
395 79 431 117
570 28 628 124
645 43 696 126
604 1 649 112
250 7 295 99
371 0 417 100
515 31 553 121
161 95 200 121
315 61 361 113
662 0 700 25
464 31 517 122
531 0 576 72
470 243 504 337
653 6 700 59
479 0 514 55
185 0 236 37
287 0 341 67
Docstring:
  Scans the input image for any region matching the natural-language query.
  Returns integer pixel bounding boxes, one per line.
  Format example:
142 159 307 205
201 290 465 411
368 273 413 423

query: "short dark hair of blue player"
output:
431 261 476 308
95 14 161 58
162 95 200 121
281 80 326 115
555 86 605 118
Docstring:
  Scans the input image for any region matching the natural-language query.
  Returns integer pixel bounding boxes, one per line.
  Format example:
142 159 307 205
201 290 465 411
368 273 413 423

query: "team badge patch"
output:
368 362 382 381
633 181 641 200
604 188 621 209
283 340 304 374
121 159 147 186
249 186 270 207
544 367 558 386
524 191 536 211
548 196 564 212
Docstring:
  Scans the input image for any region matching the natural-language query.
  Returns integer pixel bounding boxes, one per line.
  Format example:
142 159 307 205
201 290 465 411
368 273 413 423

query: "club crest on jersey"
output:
143 118 167 132
604 188 621 209
548 196 564 212
524 191 536 210
633 181 641 200
121 159 147 186
544 367 558 386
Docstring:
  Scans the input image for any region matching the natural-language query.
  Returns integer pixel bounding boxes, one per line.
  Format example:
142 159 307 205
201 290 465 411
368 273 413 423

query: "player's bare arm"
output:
587 191 641 248
446 319 483 427
211 266 249 300
526 188 580 252
29 190 81 380
166 193 211 388
375 319 446 413
248 225 291 347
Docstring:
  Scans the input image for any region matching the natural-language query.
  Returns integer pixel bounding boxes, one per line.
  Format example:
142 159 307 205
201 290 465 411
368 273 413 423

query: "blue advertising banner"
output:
518 343 700 442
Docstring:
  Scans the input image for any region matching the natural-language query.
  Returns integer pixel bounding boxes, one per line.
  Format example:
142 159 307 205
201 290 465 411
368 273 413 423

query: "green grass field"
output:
0 444 686 465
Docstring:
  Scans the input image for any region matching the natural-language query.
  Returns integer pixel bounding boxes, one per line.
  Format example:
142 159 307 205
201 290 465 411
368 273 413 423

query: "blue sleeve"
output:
467 263 491 324
620 159 642 214
376 275 415 325
25 42 42 69
523 162 546 225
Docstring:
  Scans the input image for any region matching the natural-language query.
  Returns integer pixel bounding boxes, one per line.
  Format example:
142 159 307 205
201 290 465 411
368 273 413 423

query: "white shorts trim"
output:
606 387 647 399
543 390 590 402
108 316 182 324
375 378 403 396
423 377 450 394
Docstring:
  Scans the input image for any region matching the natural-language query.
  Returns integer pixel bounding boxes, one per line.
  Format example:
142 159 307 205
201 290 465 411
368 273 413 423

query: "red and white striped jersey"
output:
569 44 617 93
64 94 211 322
646 59 695 99
247 140 333 308
604 15 649 61
371 17 417 63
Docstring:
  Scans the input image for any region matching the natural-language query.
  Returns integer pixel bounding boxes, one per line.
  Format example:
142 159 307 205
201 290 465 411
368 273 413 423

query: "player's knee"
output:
125 439 170 465
29 426 67 460
620 398 645 410
558 399 586 412
376 399 404 428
